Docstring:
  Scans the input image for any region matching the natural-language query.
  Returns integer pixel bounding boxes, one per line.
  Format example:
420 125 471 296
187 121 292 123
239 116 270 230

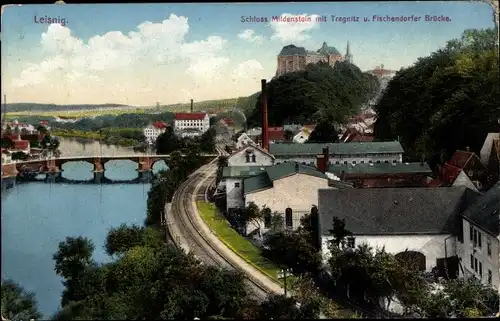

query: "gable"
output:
228 146 274 166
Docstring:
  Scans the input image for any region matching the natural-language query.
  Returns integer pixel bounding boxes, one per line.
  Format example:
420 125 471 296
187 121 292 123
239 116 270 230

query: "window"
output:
264 211 271 228
469 225 474 243
488 270 492 285
336 161 340 164
346 236 356 248
251 154 256 163
393 160 397 163
477 231 482 248
361 161 364 164
352 161 356 164
376 161 381 164
285 208 293 228
234 182 240 188
369 160 373 164
487 238 492 256
474 257 478 273
385 160 389 163
470 254 474 270
245 154 250 163
344 161 348 164
473 229 478 247
479 262 482 278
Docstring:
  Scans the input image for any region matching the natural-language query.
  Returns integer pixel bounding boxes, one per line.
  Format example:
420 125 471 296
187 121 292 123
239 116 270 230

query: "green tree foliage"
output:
262 231 322 276
10 151 28 160
307 119 339 143
52 227 256 320
299 206 321 251
238 202 264 237
373 28 500 165
105 224 164 256
198 127 216 153
216 155 228 186
247 62 379 127
1 280 42 321
156 126 182 154
1 137 15 149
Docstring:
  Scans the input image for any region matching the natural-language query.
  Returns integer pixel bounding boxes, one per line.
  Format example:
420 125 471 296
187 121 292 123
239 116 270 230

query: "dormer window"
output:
245 154 250 163
251 154 256 163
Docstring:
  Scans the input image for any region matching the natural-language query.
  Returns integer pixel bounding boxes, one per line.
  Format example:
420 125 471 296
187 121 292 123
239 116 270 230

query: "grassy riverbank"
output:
51 129 141 147
196 201 281 284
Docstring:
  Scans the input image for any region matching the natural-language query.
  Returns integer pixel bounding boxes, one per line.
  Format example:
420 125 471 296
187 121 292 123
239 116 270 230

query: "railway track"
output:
168 146 270 300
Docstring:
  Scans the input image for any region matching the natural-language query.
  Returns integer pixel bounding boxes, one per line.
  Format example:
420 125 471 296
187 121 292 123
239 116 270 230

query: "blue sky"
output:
1 2 496 106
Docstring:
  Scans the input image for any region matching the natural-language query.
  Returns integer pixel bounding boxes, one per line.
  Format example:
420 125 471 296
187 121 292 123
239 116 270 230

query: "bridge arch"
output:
395 250 426 271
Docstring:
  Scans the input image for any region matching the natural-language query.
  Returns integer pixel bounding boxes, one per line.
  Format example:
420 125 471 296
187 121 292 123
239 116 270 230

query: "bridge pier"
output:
138 170 152 182
93 171 104 184
45 171 62 183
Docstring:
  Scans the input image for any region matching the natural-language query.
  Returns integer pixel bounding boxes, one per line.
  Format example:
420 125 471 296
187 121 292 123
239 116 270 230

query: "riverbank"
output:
51 129 141 147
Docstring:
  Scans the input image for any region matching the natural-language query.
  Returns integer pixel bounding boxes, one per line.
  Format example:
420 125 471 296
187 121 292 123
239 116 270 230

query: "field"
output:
196 201 282 284
4 98 242 118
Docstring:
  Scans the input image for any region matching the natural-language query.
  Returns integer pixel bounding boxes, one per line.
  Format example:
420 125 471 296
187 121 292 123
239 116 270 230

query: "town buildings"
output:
143 121 168 145
458 182 499 295
438 149 489 191
276 41 352 77
227 145 274 167
269 141 404 166
480 132 500 186
174 112 210 138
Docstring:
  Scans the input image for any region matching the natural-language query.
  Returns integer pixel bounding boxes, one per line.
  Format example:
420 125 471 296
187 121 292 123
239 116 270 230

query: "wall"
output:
226 178 245 210
245 173 330 234
228 147 274 167
273 153 403 166
321 234 454 271
459 218 500 291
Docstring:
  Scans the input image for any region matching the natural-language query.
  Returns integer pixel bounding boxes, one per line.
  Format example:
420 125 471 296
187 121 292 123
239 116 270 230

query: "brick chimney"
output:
316 154 326 172
465 146 470 152
190 99 194 113
261 79 269 151
323 147 329 166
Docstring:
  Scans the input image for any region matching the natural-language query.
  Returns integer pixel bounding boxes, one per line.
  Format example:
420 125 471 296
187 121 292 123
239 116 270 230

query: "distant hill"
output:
2 98 242 113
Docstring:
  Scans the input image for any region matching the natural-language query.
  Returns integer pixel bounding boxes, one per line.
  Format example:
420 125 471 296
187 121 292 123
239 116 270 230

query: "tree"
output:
328 216 353 249
257 294 301 319
299 206 321 251
247 62 379 127
199 127 216 153
284 129 294 141
373 28 499 167
263 231 322 275
1 137 14 149
239 202 264 237
1 280 42 321
216 156 228 186
10 151 28 161
307 119 339 143
105 224 163 256
156 127 181 154
37 125 48 134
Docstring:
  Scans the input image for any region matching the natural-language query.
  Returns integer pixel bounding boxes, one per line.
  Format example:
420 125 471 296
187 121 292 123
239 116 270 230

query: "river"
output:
1 137 168 318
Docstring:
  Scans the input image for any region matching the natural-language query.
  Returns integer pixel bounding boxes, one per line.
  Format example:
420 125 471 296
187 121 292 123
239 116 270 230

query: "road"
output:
167 145 271 300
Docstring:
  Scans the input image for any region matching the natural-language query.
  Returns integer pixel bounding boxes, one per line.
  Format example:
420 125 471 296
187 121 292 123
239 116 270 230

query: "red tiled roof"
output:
438 163 462 185
152 121 168 129
350 134 374 142
6 135 20 141
448 150 474 169
268 127 284 141
174 112 207 121
425 179 443 187
14 140 29 150
40 120 49 125
222 117 234 125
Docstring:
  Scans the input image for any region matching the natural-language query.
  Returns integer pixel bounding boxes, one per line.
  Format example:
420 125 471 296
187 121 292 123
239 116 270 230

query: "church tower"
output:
345 41 353 64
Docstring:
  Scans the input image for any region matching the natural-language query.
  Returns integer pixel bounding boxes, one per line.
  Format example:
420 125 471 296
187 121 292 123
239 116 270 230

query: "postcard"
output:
1 2 499 320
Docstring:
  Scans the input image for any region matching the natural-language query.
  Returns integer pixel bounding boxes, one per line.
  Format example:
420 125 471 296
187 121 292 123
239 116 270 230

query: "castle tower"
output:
345 41 353 64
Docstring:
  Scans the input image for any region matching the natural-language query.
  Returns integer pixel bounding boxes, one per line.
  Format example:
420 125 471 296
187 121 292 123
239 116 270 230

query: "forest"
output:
373 28 500 166
246 61 380 127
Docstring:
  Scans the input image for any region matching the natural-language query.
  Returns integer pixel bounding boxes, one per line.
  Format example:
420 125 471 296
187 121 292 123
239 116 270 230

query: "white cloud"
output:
12 14 230 88
232 60 264 81
238 29 264 44
269 13 320 43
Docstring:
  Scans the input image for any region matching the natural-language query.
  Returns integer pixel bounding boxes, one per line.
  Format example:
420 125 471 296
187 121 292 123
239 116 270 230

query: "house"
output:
480 133 500 186
317 187 477 273
235 133 257 150
440 150 489 191
12 140 30 154
1 149 12 163
143 121 168 145
174 112 210 137
221 165 269 214
341 128 374 143
293 128 311 144
227 145 274 167
244 163 331 234
458 182 499 293
269 141 404 166
326 162 433 188
268 127 285 143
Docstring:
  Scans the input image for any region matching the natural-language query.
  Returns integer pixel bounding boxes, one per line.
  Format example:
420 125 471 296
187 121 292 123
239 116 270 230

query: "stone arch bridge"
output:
13 154 217 174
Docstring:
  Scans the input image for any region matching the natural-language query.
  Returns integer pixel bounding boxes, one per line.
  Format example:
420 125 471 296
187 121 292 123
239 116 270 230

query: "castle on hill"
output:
276 41 353 77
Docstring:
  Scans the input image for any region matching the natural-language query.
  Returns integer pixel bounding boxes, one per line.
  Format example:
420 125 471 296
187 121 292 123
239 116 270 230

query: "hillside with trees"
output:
246 61 380 127
373 28 500 166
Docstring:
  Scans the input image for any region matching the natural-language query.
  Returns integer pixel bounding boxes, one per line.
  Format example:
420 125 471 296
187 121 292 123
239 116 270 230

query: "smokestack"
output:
190 99 193 113
261 79 269 151
323 147 329 167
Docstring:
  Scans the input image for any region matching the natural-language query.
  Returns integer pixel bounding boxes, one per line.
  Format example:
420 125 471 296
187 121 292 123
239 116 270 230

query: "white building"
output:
227 145 274 167
458 182 499 295
221 165 268 213
269 141 404 166
293 128 311 144
143 121 168 144
1 149 12 163
174 112 210 137
317 187 475 273
235 133 257 150
243 163 331 235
